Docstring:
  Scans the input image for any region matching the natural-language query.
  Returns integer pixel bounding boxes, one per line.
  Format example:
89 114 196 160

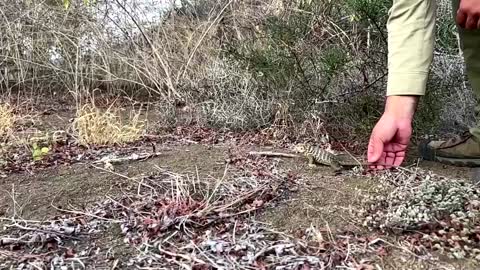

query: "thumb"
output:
456 9 467 28
367 133 384 163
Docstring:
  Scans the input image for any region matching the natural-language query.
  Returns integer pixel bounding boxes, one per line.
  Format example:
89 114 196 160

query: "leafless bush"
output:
430 53 476 135
0 0 471 139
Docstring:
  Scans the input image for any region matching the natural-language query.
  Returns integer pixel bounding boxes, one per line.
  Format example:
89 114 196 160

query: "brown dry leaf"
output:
65 247 75 258
376 246 387 256
300 264 311 270
143 217 155 225
254 259 267 270
356 264 375 270
46 241 57 251
253 199 264 208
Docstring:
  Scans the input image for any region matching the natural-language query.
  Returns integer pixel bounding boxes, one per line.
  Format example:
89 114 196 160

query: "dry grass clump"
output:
0 103 16 141
71 103 146 146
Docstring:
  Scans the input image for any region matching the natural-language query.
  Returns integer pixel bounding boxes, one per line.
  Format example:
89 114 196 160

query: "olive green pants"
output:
451 0 480 138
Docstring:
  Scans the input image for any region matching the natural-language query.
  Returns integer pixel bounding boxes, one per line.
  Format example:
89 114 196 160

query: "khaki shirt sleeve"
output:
386 0 437 96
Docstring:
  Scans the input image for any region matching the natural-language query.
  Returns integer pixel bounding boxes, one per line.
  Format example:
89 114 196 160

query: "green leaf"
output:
32 149 41 160
62 0 95 10
31 143 49 161
84 0 96 6
63 0 70 9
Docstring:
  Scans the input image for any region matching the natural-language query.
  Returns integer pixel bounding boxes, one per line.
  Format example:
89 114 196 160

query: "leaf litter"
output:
0 124 281 177
1 145 389 270
4 129 480 269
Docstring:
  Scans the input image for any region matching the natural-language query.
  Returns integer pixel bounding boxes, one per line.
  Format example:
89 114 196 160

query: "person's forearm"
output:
386 0 436 96
385 95 419 119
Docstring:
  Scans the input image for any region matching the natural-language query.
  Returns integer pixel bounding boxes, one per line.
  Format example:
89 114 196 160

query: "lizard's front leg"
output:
307 154 317 168
331 161 343 175
333 167 343 175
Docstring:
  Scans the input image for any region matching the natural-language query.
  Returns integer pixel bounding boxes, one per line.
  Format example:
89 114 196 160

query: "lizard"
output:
292 143 365 173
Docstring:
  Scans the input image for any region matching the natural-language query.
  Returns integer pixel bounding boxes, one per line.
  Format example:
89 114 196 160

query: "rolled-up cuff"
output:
386 72 428 96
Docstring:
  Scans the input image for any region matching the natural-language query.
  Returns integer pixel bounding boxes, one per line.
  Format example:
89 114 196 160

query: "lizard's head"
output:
292 143 309 153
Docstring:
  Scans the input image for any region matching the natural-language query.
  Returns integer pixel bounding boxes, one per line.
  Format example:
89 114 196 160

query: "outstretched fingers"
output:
367 135 384 164
368 144 407 170
385 152 396 169
393 151 406 167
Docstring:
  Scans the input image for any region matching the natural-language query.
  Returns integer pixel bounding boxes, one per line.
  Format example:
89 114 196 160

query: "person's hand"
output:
456 0 480 30
367 96 418 170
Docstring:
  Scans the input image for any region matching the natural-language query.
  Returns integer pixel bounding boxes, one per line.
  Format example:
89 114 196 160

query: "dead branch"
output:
4 222 81 240
248 151 299 158
157 247 208 265
93 152 163 164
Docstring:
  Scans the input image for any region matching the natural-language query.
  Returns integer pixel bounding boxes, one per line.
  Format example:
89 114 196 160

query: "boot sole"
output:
432 156 480 167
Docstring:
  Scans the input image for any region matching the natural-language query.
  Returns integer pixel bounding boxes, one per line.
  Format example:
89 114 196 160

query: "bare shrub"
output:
0 0 470 142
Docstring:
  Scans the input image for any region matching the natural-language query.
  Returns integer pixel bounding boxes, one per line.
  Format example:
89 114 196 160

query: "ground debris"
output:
0 215 107 269
127 221 381 269
0 159 297 269
0 154 387 270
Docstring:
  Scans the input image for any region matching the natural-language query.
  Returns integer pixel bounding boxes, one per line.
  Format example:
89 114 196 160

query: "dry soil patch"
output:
0 143 228 220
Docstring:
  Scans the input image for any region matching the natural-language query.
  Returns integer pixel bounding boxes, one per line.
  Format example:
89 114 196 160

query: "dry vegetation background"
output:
0 0 475 146
4 1 480 269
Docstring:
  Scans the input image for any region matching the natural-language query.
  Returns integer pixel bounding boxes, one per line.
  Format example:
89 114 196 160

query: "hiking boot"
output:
418 131 480 167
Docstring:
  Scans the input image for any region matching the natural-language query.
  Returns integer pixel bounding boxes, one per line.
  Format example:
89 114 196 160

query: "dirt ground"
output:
0 102 478 269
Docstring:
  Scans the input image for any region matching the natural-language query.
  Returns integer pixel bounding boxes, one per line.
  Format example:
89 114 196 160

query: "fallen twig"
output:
157 247 208 265
4 222 81 240
250 243 296 264
93 152 163 165
49 204 122 223
248 151 299 158
0 249 54 260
